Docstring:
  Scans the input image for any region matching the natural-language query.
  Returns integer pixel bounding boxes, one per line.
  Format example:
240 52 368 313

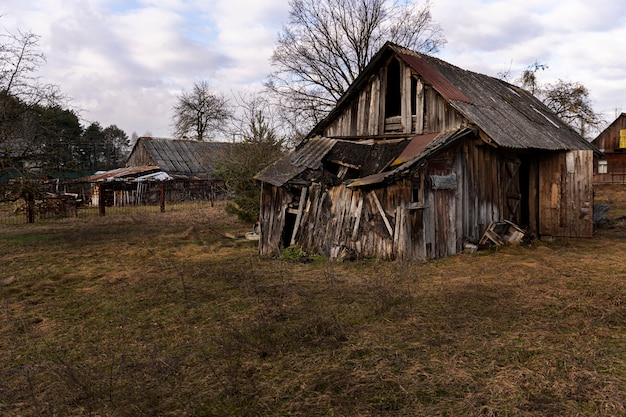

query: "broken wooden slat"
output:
352 193 364 239
368 191 393 237
290 187 308 245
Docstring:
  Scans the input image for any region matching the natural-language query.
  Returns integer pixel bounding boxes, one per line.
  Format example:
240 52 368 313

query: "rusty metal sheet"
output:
390 133 439 166
397 51 472 104
78 165 161 182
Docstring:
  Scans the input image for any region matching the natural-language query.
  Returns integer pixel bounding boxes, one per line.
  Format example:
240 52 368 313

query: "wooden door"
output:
538 151 593 238
503 157 522 224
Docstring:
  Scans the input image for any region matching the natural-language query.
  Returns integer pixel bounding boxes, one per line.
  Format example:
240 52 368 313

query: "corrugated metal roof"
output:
255 136 413 187
255 137 337 187
390 45 596 152
310 42 596 153
347 128 474 188
396 50 471 104
130 138 234 179
78 165 161 182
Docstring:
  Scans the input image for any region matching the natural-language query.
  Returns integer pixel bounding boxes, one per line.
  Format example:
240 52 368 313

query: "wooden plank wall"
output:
538 150 593 238
258 183 293 256
323 60 465 138
291 181 424 260
593 154 626 184
126 142 155 166
593 115 626 151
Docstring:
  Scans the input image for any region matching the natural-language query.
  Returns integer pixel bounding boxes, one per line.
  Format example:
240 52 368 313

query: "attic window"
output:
620 130 626 148
411 76 417 115
385 58 402 117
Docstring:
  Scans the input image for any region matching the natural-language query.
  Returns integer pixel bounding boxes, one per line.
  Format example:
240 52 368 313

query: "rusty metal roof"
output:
77 165 161 182
255 136 413 187
347 128 474 188
310 42 596 153
390 133 440 166
396 50 471 104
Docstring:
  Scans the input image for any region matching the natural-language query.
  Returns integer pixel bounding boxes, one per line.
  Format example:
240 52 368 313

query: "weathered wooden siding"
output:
538 150 593 238
259 142 593 260
593 114 626 184
593 114 626 152
323 60 466 138
295 183 411 260
259 183 293 256
126 142 156 166
593 154 626 184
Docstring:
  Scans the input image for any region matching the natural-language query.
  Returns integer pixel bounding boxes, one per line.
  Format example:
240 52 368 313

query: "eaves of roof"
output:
76 165 161 182
347 128 474 188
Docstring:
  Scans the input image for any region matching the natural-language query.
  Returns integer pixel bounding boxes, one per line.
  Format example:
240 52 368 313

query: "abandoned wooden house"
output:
79 137 233 206
256 42 598 261
591 113 626 184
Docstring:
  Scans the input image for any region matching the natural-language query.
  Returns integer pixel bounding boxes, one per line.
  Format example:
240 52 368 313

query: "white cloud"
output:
2 0 625 137
432 0 626 123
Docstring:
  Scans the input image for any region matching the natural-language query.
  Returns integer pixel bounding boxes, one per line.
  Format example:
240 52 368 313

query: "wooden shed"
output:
77 137 234 207
127 137 232 180
591 113 626 184
256 42 597 260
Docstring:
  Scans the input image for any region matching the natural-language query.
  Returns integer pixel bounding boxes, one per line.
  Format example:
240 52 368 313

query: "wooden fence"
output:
0 179 227 225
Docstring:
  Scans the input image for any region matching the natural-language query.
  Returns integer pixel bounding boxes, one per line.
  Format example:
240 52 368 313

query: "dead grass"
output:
1 195 626 416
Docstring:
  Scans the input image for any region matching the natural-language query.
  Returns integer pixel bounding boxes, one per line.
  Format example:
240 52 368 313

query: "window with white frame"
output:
598 160 608 174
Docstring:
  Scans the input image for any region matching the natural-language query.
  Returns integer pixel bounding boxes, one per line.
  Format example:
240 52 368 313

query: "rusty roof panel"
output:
391 133 440 166
78 165 161 182
348 128 475 188
397 51 472 104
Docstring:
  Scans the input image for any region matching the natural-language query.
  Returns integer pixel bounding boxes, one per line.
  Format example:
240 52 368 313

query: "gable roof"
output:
310 42 596 153
127 137 233 179
591 113 626 145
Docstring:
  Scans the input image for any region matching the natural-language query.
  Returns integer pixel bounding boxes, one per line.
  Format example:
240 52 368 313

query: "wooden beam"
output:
290 187 308 245
368 191 393 237
352 193 364 239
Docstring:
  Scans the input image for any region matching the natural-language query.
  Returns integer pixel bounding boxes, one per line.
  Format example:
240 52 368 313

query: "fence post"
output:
160 182 166 212
24 190 35 223
99 184 106 216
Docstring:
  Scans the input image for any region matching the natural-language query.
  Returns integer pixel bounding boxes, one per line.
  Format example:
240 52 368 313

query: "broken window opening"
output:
385 58 402 118
411 76 417 116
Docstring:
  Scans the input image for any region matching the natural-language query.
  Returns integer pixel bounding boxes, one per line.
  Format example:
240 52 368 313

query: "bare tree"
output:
171 80 231 141
1 28 65 215
266 0 446 127
541 80 602 138
508 63 603 138
1 30 61 105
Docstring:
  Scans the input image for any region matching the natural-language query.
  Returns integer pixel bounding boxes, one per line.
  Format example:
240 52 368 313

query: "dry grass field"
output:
1 185 626 416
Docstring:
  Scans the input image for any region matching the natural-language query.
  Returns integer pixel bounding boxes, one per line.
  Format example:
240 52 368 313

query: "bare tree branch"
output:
266 0 446 128
171 80 232 141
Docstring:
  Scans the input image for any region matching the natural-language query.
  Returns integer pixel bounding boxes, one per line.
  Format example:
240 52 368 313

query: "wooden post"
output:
24 190 35 223
368 191 393 237
290 187 308 245
160 182 166 212
99 184 106 216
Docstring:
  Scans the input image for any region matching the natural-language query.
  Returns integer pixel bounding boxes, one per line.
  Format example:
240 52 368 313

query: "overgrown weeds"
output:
1 189 626 416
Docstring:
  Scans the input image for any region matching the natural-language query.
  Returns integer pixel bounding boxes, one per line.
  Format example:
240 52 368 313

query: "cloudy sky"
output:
2 0 625 138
